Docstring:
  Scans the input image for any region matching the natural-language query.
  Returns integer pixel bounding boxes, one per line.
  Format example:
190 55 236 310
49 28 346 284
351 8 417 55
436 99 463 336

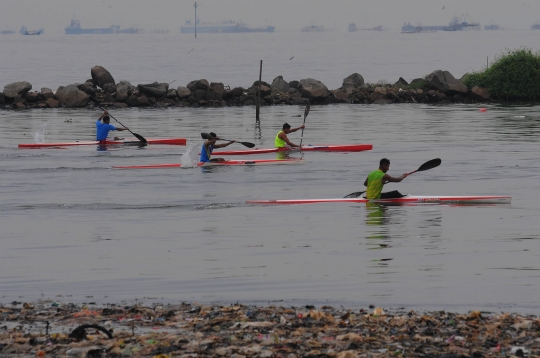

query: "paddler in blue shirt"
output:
364 158 408 199
96 111 128 141
275 123 305 148
200 132 235 163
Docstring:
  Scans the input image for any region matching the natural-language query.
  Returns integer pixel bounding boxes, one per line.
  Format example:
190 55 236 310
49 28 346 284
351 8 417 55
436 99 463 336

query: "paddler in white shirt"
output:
275 123 305 149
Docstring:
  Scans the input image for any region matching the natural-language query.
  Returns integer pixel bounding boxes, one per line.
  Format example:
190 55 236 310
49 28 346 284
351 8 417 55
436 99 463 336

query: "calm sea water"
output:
1 31 540 313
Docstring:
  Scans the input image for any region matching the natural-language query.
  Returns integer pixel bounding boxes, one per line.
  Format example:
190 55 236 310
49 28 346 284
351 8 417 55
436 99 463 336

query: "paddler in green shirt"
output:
275 123 305 148
364 158 408 199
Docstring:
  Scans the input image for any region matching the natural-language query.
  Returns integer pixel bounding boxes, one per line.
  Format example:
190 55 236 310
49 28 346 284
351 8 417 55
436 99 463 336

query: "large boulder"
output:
116 81 134 102
342 73 364 89
77 82 97 97
41 87 55 100
471 86 491 100
176 86 191 99
299 78 329 100
126 95 150 107
371 87 388 101
271 76 291 95
187 79 209 92
137 82 168 98
91 66 115 89
45 98 59 108
206 82 225 101
4 81 32 98
425 70 467 94
55 84 89 107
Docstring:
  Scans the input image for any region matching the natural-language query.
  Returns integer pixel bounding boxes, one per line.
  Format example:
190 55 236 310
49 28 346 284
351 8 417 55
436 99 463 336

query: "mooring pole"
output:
256 60 263 121
194 2 198 39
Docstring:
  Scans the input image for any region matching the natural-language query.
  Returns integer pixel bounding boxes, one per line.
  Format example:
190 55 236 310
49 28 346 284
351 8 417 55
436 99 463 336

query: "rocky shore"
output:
0 66 496 111
1 300 538 357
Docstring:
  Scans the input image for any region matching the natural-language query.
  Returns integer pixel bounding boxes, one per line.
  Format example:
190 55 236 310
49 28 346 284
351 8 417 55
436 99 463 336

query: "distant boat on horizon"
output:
301 25 325 32
484 24 502 31
65 19 120 34
349 24 384 32
532 23 540 30
1 29 15 35
20 26 44 35
180 19 275 34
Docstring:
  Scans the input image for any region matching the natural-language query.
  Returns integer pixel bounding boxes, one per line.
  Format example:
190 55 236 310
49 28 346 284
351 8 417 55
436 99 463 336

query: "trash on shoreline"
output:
1 301 539 357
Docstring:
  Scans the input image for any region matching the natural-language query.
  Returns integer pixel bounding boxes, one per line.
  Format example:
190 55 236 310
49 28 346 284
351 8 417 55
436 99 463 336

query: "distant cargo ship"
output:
20 26 44 35
484 24 501 31
180 19 275 33
301 25 325 32
65 19 120 34
532 23 540 30
401 15 480 33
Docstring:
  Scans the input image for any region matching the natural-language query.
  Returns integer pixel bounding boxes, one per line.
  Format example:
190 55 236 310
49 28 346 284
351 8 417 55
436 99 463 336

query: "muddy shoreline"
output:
1 300 538 357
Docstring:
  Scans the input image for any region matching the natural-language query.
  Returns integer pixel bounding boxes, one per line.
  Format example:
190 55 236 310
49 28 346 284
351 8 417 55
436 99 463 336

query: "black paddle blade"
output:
304 104 310 119
417 158 441 172
201 132 210 139
344 191 365 198
132 132 147 143
240 141 256 148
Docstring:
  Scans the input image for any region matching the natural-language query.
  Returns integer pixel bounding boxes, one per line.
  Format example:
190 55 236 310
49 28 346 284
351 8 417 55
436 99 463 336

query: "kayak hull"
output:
113 158 305 169
18 137 186 148
247 195 512 205
211 144 373 156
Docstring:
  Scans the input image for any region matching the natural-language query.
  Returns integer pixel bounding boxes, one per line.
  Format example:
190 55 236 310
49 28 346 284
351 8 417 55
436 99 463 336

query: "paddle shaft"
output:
200 133 255 148
299 104 310 148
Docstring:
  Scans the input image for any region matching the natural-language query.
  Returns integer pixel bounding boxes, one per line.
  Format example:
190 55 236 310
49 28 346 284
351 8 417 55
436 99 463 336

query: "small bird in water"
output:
64 118 72 123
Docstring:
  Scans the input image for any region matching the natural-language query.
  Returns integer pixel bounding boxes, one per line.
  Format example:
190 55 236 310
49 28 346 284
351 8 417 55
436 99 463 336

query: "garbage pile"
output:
1 301 539 357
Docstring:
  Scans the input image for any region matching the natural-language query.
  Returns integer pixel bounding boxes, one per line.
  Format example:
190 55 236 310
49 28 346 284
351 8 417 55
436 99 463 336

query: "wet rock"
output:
55 84 89 107
409 78 429 91
126 95 150 107
394 77 409 88
78 82 97 97
113 102 128 108
102 83 117 95
342 73 365 89
299 78 329 101
194 89 207 101
26 91 41 103
91 66 115 89
166 89 178 99
206 82 225 101
332 89 351 103
371 86 388 100
138 82 168 98
471 86 491 100
271 76 291 95
187 79 209 92
176 86 191 99
425 70 468 94
115 81 134 102
3 81 32 98
0 92 4 105
45 98 59 108
289 80 301 90
41 87 55 100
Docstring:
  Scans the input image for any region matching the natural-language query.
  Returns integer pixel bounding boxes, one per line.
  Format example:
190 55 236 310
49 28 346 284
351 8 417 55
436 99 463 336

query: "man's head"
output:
282 123 291 133
379 158 390 172
103 115 110 124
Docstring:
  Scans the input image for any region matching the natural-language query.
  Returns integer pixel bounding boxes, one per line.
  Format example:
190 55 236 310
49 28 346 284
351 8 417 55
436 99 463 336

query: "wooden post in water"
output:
256 60 263 121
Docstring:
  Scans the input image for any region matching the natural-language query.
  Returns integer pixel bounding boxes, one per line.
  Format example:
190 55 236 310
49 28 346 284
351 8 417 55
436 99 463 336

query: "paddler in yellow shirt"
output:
275 123 305 149
364 158 408 199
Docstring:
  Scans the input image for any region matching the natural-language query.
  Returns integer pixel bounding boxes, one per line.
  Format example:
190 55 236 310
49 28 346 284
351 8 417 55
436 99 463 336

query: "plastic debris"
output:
0 301 539 357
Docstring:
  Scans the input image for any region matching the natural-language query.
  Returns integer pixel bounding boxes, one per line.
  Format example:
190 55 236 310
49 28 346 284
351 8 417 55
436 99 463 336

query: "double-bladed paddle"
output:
89 97 147 144
299 104 310 149
344 158 442 198
200 133 255 148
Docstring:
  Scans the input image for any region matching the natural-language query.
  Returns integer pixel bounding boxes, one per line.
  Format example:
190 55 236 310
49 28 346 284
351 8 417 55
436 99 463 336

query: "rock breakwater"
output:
1 66 496 110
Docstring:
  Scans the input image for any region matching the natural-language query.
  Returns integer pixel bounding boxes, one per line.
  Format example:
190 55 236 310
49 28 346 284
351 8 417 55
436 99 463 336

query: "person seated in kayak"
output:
96 111 128 141
200 132 236 163
364 158 408 199
275 123 305 148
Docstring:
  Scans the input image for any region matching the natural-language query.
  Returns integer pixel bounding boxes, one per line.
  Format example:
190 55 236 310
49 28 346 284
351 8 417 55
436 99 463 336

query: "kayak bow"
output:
18 137 186 148
211 143 372 156
247 195 511 205
113 158 305 169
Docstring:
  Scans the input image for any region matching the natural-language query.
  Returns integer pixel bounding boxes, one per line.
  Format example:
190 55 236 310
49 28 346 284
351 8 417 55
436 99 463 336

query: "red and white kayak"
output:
113 158 305 169
18 137 186 148
211 144 373 156
247 195 512 205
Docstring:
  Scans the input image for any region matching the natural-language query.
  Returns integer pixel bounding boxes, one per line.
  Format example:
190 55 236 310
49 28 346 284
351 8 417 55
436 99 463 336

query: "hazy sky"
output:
1 0 540 33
